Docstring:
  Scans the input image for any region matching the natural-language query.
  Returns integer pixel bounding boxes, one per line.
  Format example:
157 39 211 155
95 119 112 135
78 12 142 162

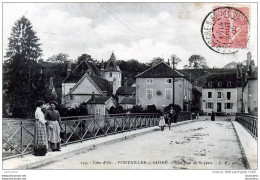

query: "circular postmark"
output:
201 6 249 54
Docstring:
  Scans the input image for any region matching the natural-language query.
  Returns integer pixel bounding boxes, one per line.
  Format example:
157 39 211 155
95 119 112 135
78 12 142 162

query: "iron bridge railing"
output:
2 113 160 160
235 113 258 138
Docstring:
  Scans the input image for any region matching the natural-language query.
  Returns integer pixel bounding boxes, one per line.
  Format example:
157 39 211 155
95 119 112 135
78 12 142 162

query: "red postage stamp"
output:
201 6 250 54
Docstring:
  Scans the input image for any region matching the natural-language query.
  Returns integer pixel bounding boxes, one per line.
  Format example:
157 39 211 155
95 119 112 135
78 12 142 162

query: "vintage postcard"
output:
1 1 258 180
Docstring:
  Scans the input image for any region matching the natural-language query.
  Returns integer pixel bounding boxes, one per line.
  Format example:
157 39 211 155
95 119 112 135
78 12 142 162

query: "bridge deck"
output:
39 117 248 169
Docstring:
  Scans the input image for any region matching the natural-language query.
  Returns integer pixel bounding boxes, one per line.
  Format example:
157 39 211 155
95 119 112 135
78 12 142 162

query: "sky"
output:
3 2 257 68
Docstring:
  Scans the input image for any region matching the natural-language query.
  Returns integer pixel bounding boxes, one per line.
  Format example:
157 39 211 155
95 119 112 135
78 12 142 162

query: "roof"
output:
192 86 202 94
116 86 136 95
86 96 113 104
105 52 121 72
89 75 113 95
119 98 136 104
67 73 113 95
136 62 184 78
223 61 238 68
62 60 100 83
203 73 242 88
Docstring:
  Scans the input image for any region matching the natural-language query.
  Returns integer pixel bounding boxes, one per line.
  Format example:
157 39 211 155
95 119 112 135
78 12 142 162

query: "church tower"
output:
102 52 122 94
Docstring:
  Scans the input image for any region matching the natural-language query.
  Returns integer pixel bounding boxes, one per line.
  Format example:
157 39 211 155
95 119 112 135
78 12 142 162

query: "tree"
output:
4 16 43 117
188 55 208 69
170 54 181 67
46 53 72 64
77 54 94 64
148 57 164 67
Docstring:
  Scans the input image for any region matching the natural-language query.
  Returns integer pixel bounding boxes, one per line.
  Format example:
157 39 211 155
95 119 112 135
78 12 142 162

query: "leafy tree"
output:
170 54 181 67
148 57 164 66
4 16 43 117
46 53 72 64
188 55 208 69
77 54 94 64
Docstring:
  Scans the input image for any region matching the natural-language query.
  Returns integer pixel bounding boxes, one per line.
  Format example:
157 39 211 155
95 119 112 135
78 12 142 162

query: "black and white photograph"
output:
1 1 258 179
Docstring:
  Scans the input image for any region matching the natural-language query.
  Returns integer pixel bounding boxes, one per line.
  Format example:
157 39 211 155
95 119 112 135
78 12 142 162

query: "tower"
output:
103 52 122 94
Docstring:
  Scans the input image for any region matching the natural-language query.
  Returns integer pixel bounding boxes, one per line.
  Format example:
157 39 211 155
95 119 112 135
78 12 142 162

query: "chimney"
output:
91 91 95 103
67 62 71 76
237 64 242 78
124 77 128 87
247 52 252 69
250 60 256 74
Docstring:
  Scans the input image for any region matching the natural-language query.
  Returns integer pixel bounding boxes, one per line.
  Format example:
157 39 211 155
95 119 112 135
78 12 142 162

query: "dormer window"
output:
227 81 232 87
218 81 222 87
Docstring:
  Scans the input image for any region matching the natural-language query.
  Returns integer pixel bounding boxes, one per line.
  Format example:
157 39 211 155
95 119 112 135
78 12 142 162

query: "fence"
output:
235 113 258 138
2 113 160 160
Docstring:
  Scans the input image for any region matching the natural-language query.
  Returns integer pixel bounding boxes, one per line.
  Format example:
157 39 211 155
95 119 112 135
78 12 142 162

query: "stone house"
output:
135 62 192 111
62 52 121 108
86 95 117 116
202 73 243 115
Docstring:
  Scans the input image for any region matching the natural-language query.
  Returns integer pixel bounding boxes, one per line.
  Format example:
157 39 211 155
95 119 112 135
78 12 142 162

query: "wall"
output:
62 83 76 103
136 77 192 110
202 88 240 115
248 80 257 112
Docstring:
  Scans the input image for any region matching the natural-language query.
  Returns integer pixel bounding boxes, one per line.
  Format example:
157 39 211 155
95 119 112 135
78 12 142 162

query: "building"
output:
223 61 239 69
86 95 117 116
116 77 136 103
63 73 113 107
100 52 122 94
135 62 192 111
243 52 257 115
202 73 243 115
119 97 136 110
62 52 121 108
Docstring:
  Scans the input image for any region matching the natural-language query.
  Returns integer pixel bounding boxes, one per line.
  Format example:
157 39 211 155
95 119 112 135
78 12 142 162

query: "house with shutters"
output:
202 73 243 115
135 62 192 111
62 52 121 108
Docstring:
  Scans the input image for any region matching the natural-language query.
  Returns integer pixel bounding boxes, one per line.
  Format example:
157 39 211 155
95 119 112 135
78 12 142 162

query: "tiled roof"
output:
89 75 113 95
86 96 112 104
136 62 184 78
116 86 136 95
203 73 242 88
119 98 136 104
62 61 100 83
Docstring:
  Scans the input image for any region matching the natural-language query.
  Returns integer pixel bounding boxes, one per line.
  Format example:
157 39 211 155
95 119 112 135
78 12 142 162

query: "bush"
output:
57 103 88 117
164 104 182 113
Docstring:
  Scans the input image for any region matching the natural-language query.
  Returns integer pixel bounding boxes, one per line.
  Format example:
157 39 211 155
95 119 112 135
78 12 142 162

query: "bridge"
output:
2 113 257 169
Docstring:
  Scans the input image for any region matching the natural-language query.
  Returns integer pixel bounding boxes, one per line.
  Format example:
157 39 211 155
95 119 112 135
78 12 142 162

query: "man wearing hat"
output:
45 101 63 151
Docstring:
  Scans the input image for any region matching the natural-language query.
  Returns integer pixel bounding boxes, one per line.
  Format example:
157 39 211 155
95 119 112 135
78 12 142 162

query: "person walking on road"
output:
45 101 63 151
211 111 215 121
158 115 166 131
168 107 175 129
34 100 49 156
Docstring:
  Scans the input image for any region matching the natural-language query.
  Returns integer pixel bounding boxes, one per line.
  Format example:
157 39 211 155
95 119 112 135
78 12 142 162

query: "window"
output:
110 72 112 77
217 92 221 98
119 74 121 78
165 88 172 99
227 81 232 87
206 102 213 109
165 78 172 84
70 95 74 100
146 89 153 99
218 81 222 87
208 92 212 98
146 79 153 84
95 108 101 115
208 81 213 87
225 103 233 109
227 92 231 100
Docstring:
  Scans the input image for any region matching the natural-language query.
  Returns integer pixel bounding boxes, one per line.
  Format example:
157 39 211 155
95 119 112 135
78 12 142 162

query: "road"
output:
39 117 246 169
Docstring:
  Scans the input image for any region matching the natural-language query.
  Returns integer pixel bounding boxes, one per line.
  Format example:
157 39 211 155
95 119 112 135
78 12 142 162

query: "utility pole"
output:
172 58 175 106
